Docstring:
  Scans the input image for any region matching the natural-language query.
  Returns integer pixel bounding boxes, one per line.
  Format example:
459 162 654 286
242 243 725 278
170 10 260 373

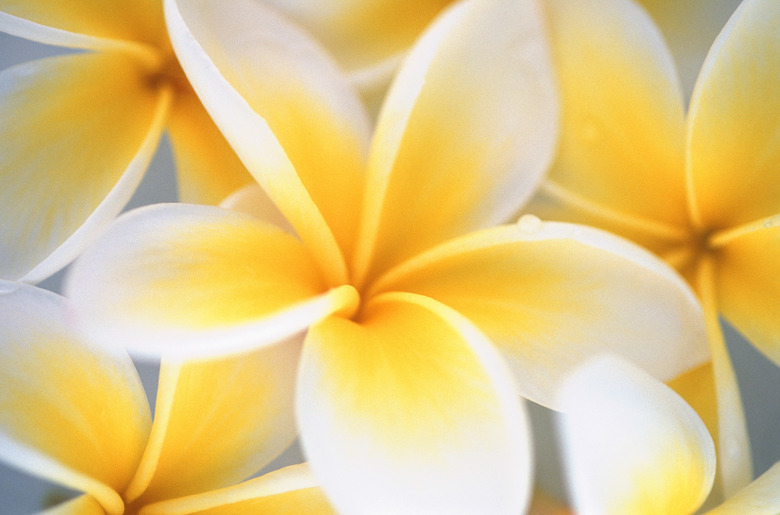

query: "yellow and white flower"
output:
65 0 707 512
0 280 334 514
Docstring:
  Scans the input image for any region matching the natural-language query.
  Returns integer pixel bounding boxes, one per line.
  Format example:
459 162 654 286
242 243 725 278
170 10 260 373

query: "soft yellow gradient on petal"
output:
219 185 295 235
0 0 165 46
165 0 369 280
355 0 557 285
707 462 780 515
716 225 780 367
40 495 107 515
532 0 687 231
140 464 334 515
297 293 531 515
126 341 301 504
168 89 253 205
0 53 167 281
558 356 715 515
377 221 707 407
686 0 780 228
0 282 150 506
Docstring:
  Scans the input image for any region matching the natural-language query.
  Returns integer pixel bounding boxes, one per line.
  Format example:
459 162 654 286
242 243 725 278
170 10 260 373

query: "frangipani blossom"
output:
0 280 334 514
66 0 707 512
526 0 780 495
557 356 780 515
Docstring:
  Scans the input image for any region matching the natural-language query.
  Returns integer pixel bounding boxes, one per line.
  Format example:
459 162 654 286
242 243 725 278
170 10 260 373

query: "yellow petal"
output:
0 0 165 47
164 0 370 284
376 220 707 407
41 495 106 515
354 0 557 285
167 89 253 205
124 339 301 504
527 0 687 236
65 204 358 359
219 184 294 235
0 53 169 282
717 225 780 365
0 282 150 514
558 356 716 515
139 464 334 515
297 292 531 515
707 461 780 515
686 0 780 228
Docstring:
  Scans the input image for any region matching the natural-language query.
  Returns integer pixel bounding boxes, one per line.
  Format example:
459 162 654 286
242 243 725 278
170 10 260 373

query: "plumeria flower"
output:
0 0 259 283
525 0 780 495
65 0 707 512
557 355 780 515
0 280 335 514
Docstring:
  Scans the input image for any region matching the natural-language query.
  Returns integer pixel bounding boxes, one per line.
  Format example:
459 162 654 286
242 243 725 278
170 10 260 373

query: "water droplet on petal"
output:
517 214 543 234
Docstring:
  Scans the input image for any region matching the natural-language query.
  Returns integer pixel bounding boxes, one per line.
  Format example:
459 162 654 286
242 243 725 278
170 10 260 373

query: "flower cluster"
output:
0 0 778 513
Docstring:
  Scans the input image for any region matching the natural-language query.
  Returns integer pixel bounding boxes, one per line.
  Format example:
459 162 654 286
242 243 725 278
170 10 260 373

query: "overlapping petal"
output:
527 0 687 235
65 204 358 359
125 340 301 504
354 0 557 285
164 0 370 283
375 219 707 407
140 464 334 515
558 356 716 515
297 292 531 515
0 281 150 513
41 495 107 515
0 53 169 282
686 0 780 228
167 89 253 205
707 462 780 515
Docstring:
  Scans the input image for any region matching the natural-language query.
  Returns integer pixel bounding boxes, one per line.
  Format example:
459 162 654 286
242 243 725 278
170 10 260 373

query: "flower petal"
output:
167 89 253 205
297 292 531 515
124 339 301 504
526 0 687 236
0 53 169 282
0 281 150 513
41 495 106 515
139 464 334 515
354 0 557 285
375 219 707 407
0 0 165 47
707 461 780 515
219 184 295 235
557 356 716 515
65 203 358 359
164 0 370 284
686 0 780 228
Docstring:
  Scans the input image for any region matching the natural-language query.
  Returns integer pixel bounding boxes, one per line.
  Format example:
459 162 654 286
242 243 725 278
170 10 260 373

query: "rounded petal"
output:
124 339 301 504
687 0 780 228
164 0 370 283
527 0 687 235
167 89 253 205
65 204 357 359
707 462 780 515
0 53 169 282
354 0 558 285
376 219 708 407
297 292 531 515
557 356 716 515
0 281 150 513
139 464 334 515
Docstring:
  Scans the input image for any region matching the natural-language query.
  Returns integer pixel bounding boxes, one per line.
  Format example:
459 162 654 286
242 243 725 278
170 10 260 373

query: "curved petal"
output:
686 0 780 228
41 495 107 515
717 225 780 367
139 464 334 515
375 219 708 407
527 0 687 235
219 184 295 235
65 204 358 359
0 0 165 47
707 462 780 515
557 356 716 515
0 53 169 282
164 0 370 284
167 88 253 205
0 281 150 514
354 0 558 285
297 292 531 515
124 339 301 504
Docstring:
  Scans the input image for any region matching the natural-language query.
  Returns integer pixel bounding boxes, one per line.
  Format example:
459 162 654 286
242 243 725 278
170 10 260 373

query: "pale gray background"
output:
2 5 779 511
